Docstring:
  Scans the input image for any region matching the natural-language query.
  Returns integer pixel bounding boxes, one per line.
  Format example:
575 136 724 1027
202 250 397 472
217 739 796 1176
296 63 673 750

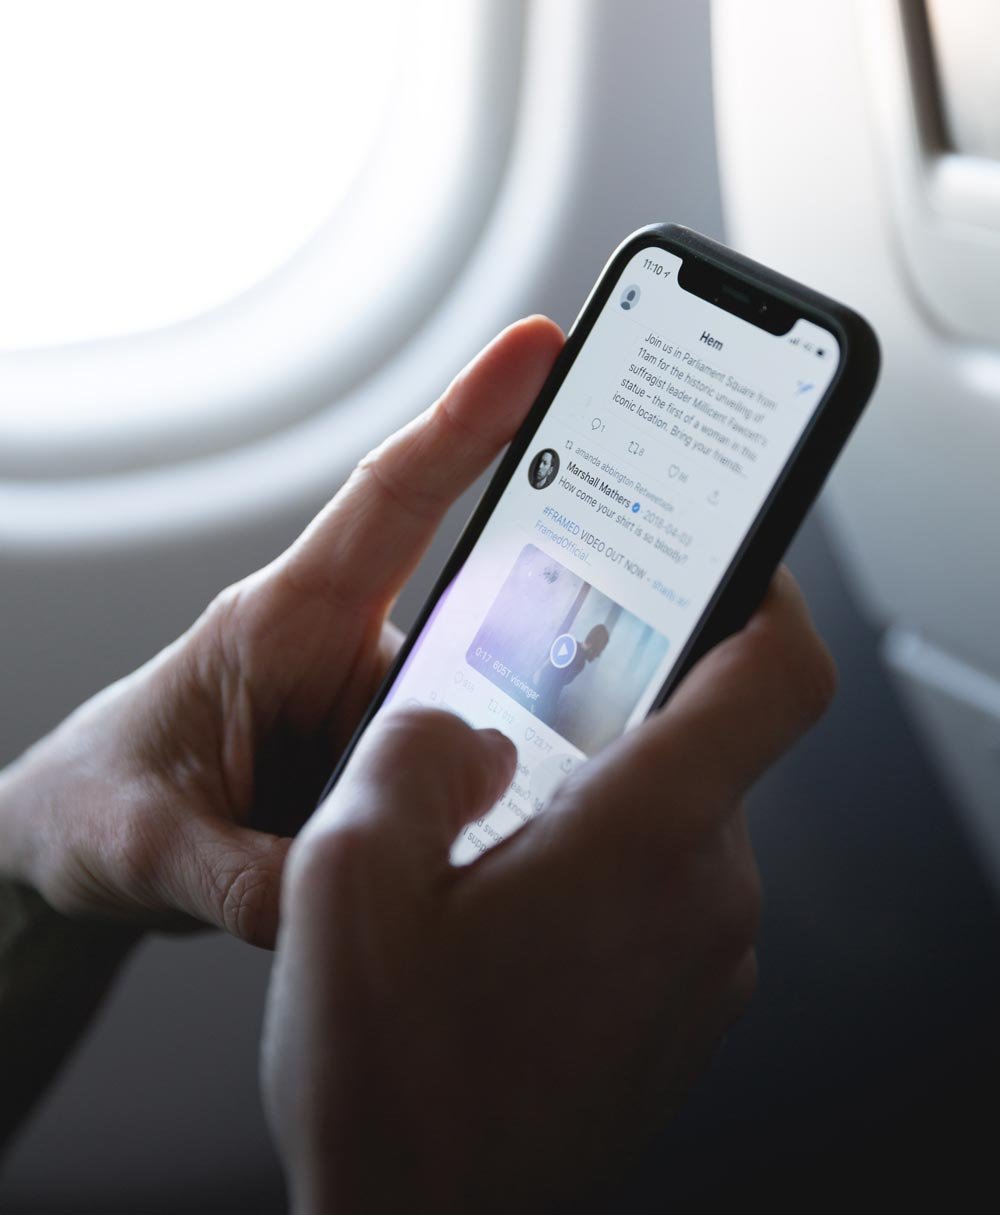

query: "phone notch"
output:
677 255 797 336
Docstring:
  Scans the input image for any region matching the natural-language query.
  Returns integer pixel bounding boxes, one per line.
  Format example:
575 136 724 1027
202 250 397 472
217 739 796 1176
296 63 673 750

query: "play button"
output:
549 633 577 669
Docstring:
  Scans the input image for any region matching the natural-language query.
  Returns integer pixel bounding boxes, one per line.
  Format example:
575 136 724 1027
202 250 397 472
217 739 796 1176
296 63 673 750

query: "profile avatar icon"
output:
528 448 559 490
620 283 641 311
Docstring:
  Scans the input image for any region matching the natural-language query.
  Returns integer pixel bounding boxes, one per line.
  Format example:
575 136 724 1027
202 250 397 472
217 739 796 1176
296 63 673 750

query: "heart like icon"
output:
668 464 681 478
524 726 536 742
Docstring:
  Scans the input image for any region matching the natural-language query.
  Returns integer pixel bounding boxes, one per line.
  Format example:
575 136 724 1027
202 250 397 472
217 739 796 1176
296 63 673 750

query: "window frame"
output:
0 0 604 549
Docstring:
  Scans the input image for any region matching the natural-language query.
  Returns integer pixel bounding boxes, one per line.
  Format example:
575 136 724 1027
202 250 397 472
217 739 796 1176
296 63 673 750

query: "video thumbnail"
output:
466 543 669 754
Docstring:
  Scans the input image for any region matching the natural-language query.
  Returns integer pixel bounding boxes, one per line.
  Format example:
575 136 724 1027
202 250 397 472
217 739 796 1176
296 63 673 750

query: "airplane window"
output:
0 0 511 479
0 1 405 350
0 0 516 482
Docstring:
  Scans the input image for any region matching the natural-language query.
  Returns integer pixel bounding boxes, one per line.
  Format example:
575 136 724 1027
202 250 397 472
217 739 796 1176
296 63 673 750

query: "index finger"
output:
280 316 564 613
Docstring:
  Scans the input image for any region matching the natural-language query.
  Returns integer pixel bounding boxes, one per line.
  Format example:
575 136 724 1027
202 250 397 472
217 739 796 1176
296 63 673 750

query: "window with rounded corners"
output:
0 0 524 478
1 1 404 351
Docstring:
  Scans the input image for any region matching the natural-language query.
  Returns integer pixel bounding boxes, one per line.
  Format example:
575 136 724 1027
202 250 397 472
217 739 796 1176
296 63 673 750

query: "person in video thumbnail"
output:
528 447 559 490
533 623 610 722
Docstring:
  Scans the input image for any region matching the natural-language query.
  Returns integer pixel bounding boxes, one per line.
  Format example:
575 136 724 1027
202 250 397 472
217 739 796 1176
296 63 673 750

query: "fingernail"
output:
477 727 516 768
478 727 513 748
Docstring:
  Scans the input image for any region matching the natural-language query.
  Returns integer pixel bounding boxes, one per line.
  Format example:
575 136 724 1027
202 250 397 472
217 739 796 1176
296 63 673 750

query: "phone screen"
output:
378 245 840 861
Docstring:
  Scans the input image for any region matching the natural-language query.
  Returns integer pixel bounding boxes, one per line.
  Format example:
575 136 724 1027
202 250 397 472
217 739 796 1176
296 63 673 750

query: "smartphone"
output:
320 224 880 861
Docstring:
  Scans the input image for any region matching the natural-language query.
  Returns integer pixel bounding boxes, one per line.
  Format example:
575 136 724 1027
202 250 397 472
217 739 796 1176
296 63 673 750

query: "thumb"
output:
523 568 836 870
306 708 516 880
656 565 837 799
172 820 292 949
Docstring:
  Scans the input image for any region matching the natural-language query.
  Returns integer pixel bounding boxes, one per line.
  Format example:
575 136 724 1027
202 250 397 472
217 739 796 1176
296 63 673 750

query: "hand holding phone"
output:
265 566 834 1211
320 225 879 859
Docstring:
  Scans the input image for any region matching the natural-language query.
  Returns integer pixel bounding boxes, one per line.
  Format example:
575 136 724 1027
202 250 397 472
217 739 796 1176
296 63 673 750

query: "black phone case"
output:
318 223 880 804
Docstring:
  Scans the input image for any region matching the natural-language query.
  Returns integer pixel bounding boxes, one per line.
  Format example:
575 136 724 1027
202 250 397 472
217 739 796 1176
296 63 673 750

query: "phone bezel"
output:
317 223 880 805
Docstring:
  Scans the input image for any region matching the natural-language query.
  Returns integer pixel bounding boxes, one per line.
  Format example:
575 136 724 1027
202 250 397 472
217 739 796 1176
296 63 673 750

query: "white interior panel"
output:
712 0 1000 683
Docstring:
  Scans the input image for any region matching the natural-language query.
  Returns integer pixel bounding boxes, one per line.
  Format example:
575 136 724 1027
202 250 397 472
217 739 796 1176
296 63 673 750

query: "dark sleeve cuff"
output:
0 880 140 1154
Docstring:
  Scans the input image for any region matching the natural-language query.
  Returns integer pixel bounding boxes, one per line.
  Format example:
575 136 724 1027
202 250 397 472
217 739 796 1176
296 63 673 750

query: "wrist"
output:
0 747 43 887
0 714 124 903
0 725 83 892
